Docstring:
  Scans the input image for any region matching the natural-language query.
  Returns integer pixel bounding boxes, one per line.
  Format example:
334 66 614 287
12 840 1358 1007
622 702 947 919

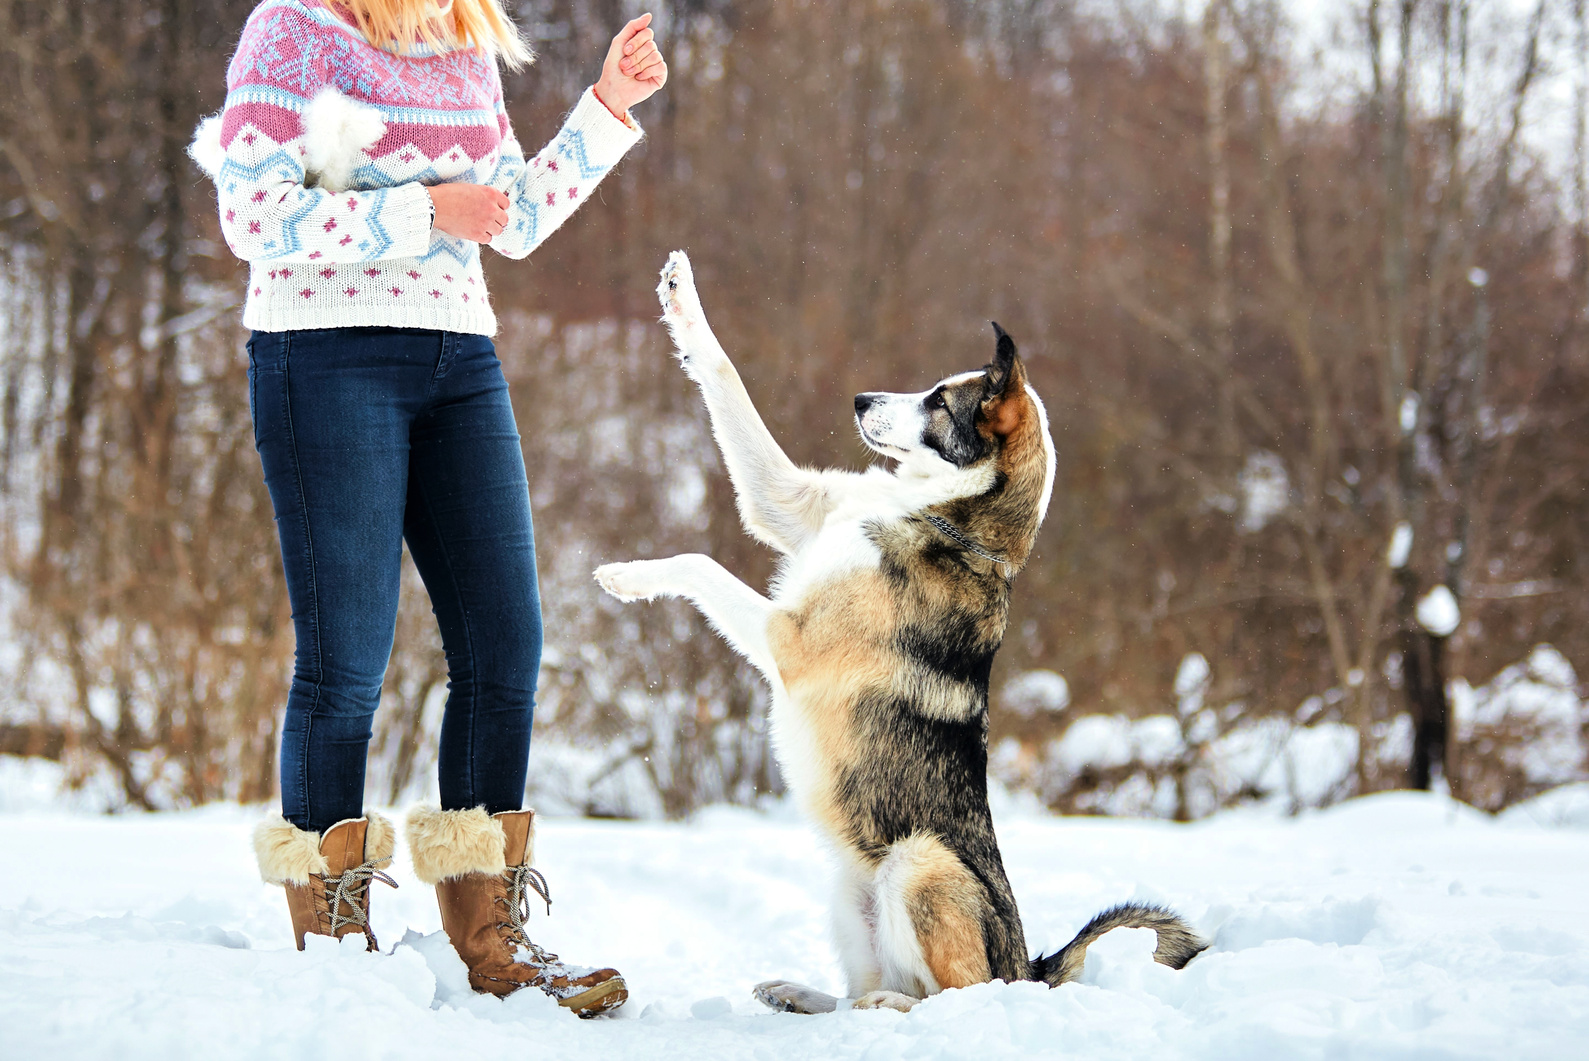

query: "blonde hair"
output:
331 0 534 70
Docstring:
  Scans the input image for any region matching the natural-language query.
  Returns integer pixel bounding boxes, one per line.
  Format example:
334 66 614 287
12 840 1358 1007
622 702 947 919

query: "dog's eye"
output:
926 391 946 410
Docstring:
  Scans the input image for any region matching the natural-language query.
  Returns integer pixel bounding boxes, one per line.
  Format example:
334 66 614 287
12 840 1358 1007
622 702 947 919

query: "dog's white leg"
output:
833 865 883 998
594 554 779 680
870 839 941 1000
656 253 841 555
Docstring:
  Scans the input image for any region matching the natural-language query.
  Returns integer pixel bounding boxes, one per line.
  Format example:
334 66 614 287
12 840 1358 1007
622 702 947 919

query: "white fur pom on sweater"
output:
187 115 225 181
301 87 387 194
189 89 387 193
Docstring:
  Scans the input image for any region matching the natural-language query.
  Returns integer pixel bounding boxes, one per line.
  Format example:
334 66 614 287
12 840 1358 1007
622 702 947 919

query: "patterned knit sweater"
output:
207 0 642 336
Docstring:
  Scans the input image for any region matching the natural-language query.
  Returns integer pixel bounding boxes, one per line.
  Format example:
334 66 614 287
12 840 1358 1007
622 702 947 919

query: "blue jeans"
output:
248 327 542 834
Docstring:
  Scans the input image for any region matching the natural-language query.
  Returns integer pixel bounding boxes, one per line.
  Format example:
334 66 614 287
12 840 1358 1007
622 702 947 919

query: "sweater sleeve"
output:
214 149 433 264
485 85 643 261
213 8 432 264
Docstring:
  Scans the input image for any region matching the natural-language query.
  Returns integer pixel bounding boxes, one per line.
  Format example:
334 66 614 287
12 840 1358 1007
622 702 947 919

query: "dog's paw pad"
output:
594 562 653 603
656 251 703 323
753 981 798 1012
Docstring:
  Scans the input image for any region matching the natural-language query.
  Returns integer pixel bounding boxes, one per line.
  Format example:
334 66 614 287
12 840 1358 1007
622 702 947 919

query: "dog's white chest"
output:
772 519 882 605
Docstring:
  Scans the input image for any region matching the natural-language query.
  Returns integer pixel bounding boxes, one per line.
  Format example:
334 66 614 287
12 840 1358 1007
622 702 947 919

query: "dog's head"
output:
854 324 1055 522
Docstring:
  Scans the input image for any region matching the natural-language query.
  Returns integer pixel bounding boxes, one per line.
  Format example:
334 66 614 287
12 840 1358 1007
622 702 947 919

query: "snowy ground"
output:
3 787 1588 1060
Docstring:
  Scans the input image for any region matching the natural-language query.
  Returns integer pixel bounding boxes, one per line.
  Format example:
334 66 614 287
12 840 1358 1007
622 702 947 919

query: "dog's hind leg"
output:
656 252 837 555
594 553 779 680
755 863 933 1015
871 833 993 1006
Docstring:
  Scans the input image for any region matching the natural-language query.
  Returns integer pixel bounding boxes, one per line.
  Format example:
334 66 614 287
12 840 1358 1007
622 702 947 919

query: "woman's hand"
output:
427 183 510 243
593 13 668 118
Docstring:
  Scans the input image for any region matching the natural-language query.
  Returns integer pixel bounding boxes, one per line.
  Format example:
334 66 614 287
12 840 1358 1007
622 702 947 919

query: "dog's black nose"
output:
854 394 875 415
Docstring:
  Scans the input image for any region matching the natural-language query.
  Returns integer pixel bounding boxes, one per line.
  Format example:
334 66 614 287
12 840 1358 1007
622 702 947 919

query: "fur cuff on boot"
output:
253 812 395 885
405 806 522 885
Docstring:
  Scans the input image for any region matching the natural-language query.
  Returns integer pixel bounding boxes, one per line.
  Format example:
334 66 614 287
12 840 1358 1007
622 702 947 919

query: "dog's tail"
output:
1030 903 1208 987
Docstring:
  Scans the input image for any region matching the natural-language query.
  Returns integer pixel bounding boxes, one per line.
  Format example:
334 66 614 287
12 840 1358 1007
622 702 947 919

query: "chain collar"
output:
925 514 1012 579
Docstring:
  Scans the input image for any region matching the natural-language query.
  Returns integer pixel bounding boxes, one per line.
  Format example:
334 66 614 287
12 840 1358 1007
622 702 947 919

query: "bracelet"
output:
592 84 632 127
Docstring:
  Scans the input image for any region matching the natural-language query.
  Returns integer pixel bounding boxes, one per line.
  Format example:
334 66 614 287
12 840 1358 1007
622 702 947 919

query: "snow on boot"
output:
405 806 628 1017
253 812 397 952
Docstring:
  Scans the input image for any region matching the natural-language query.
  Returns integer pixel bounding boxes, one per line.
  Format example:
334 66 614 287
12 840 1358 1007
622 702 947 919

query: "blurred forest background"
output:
1 0 1587 819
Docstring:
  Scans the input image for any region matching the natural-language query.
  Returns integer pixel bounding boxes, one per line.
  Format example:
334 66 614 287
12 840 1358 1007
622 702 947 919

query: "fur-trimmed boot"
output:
405 806 628 1017
253 812 397 952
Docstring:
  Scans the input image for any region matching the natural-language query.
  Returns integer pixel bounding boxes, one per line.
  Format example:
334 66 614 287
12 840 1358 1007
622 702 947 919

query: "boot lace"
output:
497 863 558 964
323 858 398 939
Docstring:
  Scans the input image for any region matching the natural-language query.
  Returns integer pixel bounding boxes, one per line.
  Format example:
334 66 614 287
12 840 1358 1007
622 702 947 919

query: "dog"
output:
595 252 1206 1013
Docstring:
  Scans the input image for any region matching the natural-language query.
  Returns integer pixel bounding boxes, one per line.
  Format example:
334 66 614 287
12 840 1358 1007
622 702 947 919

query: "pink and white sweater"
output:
202 0 642 336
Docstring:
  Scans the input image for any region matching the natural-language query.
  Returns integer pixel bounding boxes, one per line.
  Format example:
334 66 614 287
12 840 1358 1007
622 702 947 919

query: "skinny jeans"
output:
247 327 541 834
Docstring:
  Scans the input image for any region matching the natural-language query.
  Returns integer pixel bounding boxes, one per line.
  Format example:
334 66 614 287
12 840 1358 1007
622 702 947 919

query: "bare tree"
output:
2 0 1584 816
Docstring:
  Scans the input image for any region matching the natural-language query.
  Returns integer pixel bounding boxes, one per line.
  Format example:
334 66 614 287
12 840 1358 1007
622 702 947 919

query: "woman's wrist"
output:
592 82 631 125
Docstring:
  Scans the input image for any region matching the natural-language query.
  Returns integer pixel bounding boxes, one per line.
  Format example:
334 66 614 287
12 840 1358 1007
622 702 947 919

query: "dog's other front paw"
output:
753 980 839 1015
852 990 920 1013
594 560 673 603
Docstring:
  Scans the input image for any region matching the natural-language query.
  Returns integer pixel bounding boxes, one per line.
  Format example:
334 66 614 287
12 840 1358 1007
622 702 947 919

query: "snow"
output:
1237 451 1288 533
1001 669 1071 718
4 793 1588 1060
1049 714 1169 779
996 711 1370 820
1275 723 1360 806
1501 783 1589 830
1387 522 1413 569
1399 393 1420 435
1450 645 1587 789
1174 653 1210 713
1417 585 1462 637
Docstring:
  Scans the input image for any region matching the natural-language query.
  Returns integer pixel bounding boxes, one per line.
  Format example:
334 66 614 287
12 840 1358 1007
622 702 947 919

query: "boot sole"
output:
560 976 629 1018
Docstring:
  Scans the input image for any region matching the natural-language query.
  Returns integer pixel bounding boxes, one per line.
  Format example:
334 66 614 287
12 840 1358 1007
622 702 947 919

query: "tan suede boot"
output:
405 806 628 1017
253 812 397 951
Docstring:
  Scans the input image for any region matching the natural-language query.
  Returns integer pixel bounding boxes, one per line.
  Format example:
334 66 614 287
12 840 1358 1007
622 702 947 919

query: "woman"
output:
205 0 665 1017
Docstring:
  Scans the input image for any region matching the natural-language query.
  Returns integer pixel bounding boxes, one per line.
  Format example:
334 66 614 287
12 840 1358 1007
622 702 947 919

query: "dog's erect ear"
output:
983 322 1019 399
981 322 1028 436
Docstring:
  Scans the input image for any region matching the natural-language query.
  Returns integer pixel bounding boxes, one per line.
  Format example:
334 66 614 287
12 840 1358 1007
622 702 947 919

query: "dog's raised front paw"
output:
594 560 674 603
852 990 919 1013
656 251 706 329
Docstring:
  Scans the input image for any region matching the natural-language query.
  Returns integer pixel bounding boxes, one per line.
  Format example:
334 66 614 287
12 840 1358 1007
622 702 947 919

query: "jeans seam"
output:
246 339 259 448
281 331 328 827
427 330 455 396
413 460 479 808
